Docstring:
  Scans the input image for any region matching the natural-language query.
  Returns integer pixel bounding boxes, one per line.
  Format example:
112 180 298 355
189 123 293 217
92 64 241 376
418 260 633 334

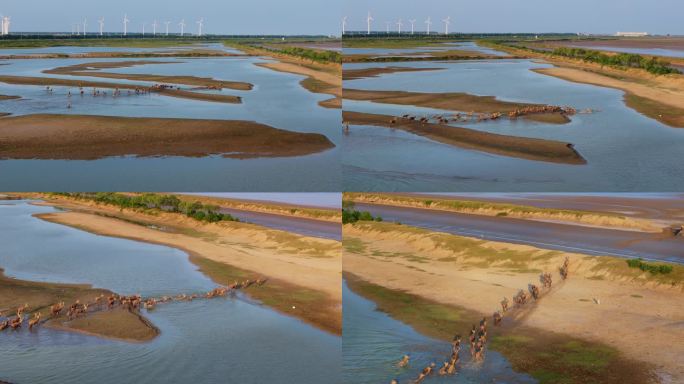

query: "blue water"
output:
343 281 536 383
0 200 341 384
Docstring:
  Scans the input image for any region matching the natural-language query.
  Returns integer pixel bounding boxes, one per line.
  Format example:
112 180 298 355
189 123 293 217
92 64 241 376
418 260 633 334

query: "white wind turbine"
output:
123 14 130 36
425 16 432 35
82 18 87 36
3 16 10 35
179 19 186 36
76 23 80 35
442 16 450 35
385 21 390 34
341 16 347 35
408 19 416 35
0 15 5 36
98 17 104 36
196 18 204 37
164 21 170 36
142 22 146 36
396 19 403 34
152 20 158 36
366 11 373 35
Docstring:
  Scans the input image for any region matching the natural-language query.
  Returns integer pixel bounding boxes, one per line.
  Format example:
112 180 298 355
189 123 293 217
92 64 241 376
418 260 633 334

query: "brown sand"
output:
46 308 159 342
0 95 20 100
343 111 585 164
258 61 342 109
0 75 242 104
343 88 571 124
0 114 335 160
344 222 684 381
45 61 254 90
343 66 444 80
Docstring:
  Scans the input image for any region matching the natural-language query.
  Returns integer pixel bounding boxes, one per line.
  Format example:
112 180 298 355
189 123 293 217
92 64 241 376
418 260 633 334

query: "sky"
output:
0 0 340 35
185 193 342 209
344 0 684 35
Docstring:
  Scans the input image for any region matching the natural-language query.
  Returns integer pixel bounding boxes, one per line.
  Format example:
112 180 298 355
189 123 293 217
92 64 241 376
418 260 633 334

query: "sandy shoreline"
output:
31 196 342 334
344 221 684 382
0 114 334 160
343 111 585 165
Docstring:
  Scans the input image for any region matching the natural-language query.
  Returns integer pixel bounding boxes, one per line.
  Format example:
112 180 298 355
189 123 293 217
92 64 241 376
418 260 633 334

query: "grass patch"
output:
190 255 340 335
626 258 673 275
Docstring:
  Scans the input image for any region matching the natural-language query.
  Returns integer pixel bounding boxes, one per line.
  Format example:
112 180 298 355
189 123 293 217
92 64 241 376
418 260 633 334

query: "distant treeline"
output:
342 201 382 224
551 47 680 75
52 192 238 223
250 44 341 64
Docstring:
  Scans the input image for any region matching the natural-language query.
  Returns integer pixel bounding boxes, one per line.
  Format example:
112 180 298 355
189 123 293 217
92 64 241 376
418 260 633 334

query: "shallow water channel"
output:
0 200 341 384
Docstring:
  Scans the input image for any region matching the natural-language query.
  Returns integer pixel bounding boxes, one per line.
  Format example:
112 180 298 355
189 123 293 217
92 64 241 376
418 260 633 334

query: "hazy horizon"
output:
344 0 684 35
0 0 340 35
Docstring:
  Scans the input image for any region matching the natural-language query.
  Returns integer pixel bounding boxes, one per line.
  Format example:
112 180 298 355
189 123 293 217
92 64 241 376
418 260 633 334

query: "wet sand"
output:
0 268 157 342
45 61 254 90
343 88 572 124
0 95 20 100
344 222 684 382
0 114 335 160
0 75 243 104
33 195 342 334
343 111 585 165
342 66 444 80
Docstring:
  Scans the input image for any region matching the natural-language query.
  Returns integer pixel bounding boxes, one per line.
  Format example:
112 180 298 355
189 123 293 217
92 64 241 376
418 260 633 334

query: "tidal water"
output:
343 281 535 384
342 50 684 191
0 47 339 191
0 200 341 384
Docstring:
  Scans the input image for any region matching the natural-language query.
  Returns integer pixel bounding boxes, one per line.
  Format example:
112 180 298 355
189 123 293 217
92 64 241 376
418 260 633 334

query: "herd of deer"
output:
389 257 570 383
388 105 577 127
0 278 267 334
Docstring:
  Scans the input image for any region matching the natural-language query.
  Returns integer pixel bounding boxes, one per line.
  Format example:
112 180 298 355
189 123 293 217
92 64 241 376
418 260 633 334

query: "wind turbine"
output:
76 23 80 35
341 16 347 35
3 16 10 36
82 18 87 36
396 19 403 34
179 19 186 37
164 21 170 36
1 15 5 36
196 18 204 37
142 22 146 36
98 17 104 36
366 11 373 35
123 14 130 36
408 19 416 35
442 16 450 35
425 17 432 35
385 21 390 34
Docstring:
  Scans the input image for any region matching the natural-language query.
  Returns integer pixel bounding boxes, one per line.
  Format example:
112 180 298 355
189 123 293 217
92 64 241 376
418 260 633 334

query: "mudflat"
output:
343 66 444 80
45 61 254 90
343 111 585 164
0 75 243 104
343 88 571 124
0 114 335 160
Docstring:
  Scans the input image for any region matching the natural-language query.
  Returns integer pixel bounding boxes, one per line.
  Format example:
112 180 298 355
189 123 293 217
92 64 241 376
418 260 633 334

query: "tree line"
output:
52 192 239 223
551 47 680 75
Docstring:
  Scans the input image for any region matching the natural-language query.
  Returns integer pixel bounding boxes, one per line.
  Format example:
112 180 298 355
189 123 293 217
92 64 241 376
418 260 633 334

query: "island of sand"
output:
0 114 334 160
